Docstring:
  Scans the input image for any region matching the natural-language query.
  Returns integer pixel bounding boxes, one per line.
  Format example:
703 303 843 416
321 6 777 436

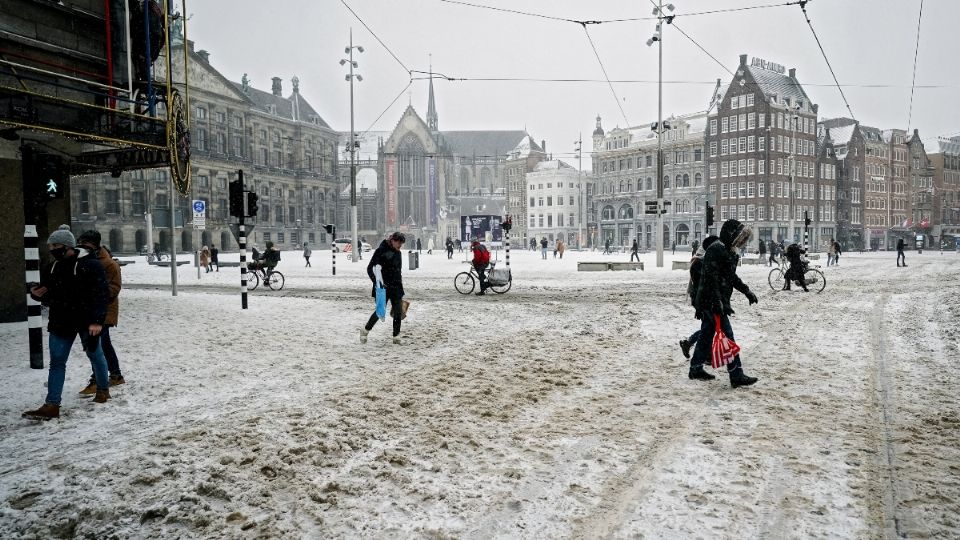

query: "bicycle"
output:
768 256 825 293
246 263 285 291
455 262 511 294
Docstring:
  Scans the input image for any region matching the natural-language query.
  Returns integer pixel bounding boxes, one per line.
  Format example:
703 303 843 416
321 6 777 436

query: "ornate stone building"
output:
72 40 341 253
592 112 708 250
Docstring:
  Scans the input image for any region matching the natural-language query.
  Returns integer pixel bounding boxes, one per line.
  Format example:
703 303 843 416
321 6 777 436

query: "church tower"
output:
427 65 438 132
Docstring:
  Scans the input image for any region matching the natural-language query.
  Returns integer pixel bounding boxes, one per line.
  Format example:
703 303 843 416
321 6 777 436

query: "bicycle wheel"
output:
454 272 475 294
489 272 512 294
804 268 826 293
768 268 785 291
267 271 285 290
247 271 260 290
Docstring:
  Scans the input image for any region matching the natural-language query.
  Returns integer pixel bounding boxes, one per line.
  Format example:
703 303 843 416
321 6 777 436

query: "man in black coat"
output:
361 232 406 345
896 238 907 267
783 243 809 291
689 219 759 388
23 226 111 420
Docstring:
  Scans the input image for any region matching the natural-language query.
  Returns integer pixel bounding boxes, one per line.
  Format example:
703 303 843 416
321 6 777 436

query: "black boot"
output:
689 365 716 381
730 371 758 388
679 339 692 359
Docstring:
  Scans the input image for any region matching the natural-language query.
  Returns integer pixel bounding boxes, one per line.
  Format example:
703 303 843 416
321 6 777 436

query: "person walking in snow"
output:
427 237 435 255
303 242 312 267
631 239 640 262
758 238 766 261
76 230 126 396
200 245 211 273
833 240 842 265
210 244 219 271
689 219 759 388
782 243 809 292
557 239 566 259
679 235 720 359
445 237 454 259
23 226 112 420
826 238 836 266
896 238 907 267
603 237 612 255
671 240 676 255
540 237 549 259
416 237 422 254
361 232 406 345
767 240 777 266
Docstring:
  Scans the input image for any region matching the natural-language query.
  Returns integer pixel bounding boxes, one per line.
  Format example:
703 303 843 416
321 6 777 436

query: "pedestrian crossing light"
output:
706 203 715 227
804 211 811 228
244 191 259 217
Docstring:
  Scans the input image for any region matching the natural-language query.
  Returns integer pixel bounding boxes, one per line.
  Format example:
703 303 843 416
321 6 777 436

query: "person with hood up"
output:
23 226 111 420
782 243 809 292
361 232 406 345
689 219 759 388
200 245 211 273
679 235 719 359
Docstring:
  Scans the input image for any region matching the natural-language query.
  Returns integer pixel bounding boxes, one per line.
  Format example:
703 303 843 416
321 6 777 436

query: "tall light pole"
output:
648 2 674 267
788 105 799 243
575 133 583 249
341 29 364 262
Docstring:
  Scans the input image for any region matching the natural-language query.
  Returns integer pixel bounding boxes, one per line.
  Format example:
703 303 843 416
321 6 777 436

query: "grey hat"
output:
47 224 76 248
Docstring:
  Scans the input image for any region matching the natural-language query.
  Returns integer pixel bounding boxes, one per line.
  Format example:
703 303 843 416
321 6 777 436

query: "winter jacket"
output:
827 243 836 255
472 244 490 267
833 241 842 256
95 246 122 326
540 238 548 249
367 239 404 297
687 257 704 306
557 241 566 256
303 246 312 257
200 248 210 267
758 241 766 255
210 247 219 262
785 244 807 280
32 250 109 336
896 239 905 251
695 220 753 315
631 240 639 253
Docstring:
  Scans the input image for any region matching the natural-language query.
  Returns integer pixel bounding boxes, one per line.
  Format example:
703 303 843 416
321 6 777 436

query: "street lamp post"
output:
341 29 364 262
648 1 674 267
575 133 583 249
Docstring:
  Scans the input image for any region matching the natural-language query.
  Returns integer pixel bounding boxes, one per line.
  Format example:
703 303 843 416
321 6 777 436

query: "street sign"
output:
228 223 255 243
644 201 658 215
193 199 206 230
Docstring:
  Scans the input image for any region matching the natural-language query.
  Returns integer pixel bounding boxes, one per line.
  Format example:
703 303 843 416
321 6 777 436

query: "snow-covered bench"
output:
609 262 643 271
672 260 690 271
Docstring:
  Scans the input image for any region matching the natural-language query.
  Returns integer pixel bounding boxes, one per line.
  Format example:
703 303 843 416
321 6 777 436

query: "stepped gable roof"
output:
859 125 884 143
819 119 857 147
440 130 529 157
507 135 544 159
533 159 576 172
230 82 330 128
748 66 811 105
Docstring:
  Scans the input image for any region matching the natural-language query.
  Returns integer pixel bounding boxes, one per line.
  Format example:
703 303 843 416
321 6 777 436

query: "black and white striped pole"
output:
24 225 43 368
239 170 248 309
502 215 513 269
325 224 336 275
803 210 810 252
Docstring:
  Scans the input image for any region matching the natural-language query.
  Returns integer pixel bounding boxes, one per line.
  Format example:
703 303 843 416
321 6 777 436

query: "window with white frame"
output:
710 141 717 156
748 159 756 175
721 183 729 199
721 162 729 178
747 204 755 220
758 181 765 197
739 114 747 131
759 159 766 175
730 115 738 131
739 137 746 153
739 159 746 176
748 136 756 152
709 163 717 179
721 139 729 155
721 117 729 133
739 182 747 198
710 119 718 135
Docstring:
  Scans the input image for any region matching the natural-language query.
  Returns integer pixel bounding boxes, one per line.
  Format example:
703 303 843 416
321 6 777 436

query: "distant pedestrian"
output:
416 238 422 253
445 237 454 259
200 245 211 273
689 219 759 388
210 243 219 271
896 238 907 267
833 240 842 265
603 238 612 255
557 239 566 259
427 237 435 255
758 239 766 261
553 240 559 258
303 242 312 267
23 226 111 420
826 238 836 266
77 230 125 395
361 232 406 345
530 238 537 251
631 239 640 262
768 240 777 266
691 239 700 255
671 241 676 255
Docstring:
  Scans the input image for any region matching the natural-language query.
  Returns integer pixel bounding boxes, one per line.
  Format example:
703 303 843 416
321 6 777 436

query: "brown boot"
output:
23 403 60 421
109 375 125 386
93 390 111 404
79 381 97 397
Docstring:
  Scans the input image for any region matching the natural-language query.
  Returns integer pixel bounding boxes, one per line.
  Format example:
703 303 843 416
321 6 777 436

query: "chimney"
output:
541 139 546 152
196 49 210 63
271 77 283 97
187 40 195 53
739 54 747 67
789 68 796 78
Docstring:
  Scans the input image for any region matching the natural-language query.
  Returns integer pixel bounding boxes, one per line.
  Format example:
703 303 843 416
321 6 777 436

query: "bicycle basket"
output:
488 268 511 285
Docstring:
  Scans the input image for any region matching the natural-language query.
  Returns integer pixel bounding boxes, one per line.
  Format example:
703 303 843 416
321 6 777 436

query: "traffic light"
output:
244 191 259 217
706 203 715 227
323 224 336 235
804 211 811 227
229 179 243 218
38 157 66 200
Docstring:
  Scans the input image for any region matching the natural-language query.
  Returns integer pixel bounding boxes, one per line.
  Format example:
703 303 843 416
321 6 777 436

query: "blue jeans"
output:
690 312 743 374
47 330 109 406
89 325 122 381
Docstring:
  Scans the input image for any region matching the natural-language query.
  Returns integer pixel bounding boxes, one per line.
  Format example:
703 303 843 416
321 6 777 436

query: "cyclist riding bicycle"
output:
470 239 491 296
249 241 281 275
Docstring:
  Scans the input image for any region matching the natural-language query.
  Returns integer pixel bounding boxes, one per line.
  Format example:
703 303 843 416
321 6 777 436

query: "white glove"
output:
373 264 384 288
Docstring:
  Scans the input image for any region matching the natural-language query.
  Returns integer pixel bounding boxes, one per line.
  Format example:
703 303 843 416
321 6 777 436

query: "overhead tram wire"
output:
662 19 734 77
340 0 411 75
798 0 856 120
582 24 630 126
907 0 924 131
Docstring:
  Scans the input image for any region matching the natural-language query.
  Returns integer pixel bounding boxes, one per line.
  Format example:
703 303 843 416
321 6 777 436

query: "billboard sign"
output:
385 158 397 226
460 215 503 243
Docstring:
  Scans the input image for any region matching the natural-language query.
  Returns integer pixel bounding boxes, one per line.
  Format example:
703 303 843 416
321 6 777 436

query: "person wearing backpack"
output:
471 239 492 296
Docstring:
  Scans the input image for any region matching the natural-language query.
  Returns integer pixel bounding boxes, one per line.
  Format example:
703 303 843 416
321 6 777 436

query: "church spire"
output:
427 56 438 132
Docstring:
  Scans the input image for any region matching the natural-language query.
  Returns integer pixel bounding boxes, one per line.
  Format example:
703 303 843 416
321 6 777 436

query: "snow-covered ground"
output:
1 247 958 539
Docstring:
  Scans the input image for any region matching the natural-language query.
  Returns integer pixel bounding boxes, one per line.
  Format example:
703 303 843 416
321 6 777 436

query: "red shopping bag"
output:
710 314 741 369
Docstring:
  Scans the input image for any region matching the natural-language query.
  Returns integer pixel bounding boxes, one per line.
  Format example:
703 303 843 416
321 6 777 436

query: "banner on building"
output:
428 158 438 226
460 215 503 243
386 158 397 226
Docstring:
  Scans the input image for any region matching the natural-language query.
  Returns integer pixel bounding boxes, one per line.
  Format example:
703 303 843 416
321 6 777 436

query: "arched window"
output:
646 177 653 191
602 205 616 220
663 175 670 189
695 172 703 186
675 174 683 188
619 180 625 193
694 222 702 239
618 204 634 220
627 179 633 192
683 173 690 187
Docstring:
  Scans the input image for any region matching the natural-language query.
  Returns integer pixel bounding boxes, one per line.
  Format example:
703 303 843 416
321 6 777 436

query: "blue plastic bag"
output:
375 286 387 321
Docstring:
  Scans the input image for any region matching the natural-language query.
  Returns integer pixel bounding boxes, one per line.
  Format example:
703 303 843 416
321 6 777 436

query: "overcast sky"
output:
186 0 959 166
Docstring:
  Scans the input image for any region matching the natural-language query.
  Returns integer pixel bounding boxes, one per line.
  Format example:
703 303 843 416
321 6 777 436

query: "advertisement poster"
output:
428 158 438 226
385 158 397 226
460 215 503 243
